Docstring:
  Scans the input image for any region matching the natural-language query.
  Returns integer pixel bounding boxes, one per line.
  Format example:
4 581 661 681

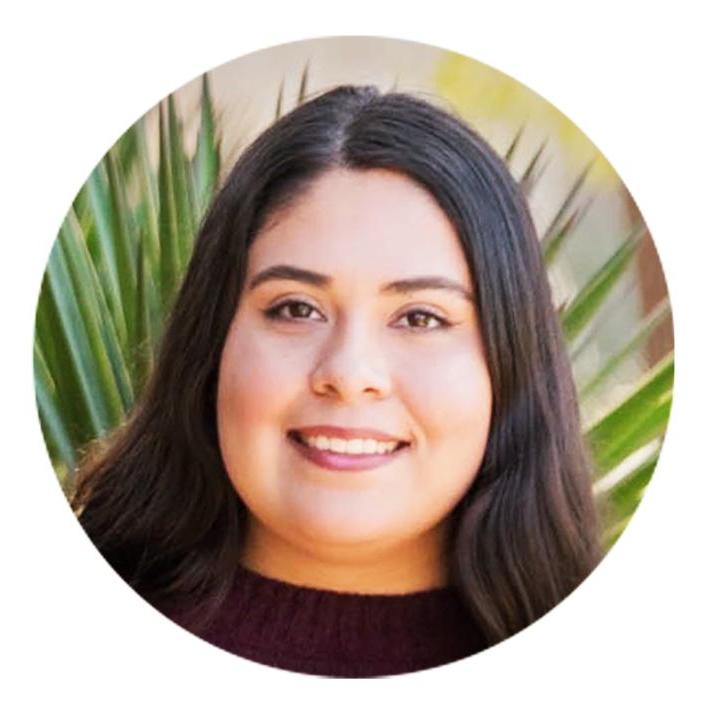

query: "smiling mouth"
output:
288 430 410 455
286 430 411 472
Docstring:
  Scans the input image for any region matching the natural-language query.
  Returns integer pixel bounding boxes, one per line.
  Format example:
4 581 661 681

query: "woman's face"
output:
217 168 492 566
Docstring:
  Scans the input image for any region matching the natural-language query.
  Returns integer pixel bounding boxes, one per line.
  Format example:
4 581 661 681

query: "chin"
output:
290 509 405 549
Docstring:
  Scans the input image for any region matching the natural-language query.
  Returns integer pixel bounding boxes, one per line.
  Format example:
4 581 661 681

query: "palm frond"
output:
561 224 647 344
35 75 222 478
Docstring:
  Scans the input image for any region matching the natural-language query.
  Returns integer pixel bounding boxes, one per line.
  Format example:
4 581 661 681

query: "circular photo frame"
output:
33 36 673 678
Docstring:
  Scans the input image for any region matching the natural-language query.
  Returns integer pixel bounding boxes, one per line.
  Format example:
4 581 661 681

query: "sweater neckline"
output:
189 563 488 677
235 562 452 599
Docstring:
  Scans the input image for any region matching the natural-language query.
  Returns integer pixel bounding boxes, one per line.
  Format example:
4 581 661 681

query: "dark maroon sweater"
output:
163 564 488 677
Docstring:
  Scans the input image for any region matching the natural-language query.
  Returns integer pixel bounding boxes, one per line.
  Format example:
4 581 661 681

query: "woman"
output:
72 85 602 677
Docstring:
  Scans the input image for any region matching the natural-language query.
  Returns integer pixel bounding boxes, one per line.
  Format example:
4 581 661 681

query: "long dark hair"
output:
72 85 602 645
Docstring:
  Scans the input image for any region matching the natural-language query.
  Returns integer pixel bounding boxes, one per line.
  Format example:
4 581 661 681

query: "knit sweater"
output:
162 564 488 677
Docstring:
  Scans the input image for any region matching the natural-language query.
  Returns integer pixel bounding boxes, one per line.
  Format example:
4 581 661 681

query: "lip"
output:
286 428 411 472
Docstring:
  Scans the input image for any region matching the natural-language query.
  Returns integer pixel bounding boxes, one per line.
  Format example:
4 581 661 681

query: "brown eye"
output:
287 302 313 318
264 299 324 322
394 309 451 331
408 312 434 328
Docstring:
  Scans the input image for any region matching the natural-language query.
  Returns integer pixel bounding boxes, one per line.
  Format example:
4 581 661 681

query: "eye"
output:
263 299 325 322
393 309 452 331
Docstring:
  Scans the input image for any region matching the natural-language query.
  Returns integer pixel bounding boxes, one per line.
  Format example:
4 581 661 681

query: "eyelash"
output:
263 299 452 331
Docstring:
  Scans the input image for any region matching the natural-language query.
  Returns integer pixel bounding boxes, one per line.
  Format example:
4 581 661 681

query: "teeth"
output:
362 439 378 454
345 439 363 454
303 435 400 455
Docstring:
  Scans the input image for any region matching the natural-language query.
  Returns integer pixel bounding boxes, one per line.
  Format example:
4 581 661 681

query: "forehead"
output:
248 168 472 288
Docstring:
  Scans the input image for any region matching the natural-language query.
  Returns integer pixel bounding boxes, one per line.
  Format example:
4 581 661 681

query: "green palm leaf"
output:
34 341 77 479
599 453 659 548
560 225 646 344
192 75 220 220
540 160 594 263
167 94 197 271
579 298 671 399
586 353 673 476
35 75 221 475
158 100 182 315
42 230 121 438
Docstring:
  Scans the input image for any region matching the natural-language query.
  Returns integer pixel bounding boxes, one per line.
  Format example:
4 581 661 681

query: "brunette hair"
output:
72 85 602 644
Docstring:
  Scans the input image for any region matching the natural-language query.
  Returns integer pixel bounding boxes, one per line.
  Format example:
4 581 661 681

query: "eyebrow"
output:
247 264 475 302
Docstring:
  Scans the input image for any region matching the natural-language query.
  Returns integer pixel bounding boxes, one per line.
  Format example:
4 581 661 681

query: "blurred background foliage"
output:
34 40 673 553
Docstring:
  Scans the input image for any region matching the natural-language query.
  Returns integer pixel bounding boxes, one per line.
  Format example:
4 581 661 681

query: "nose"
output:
309 316 392 403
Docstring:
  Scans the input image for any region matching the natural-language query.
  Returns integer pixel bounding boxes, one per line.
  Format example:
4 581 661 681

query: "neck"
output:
239 516 452 594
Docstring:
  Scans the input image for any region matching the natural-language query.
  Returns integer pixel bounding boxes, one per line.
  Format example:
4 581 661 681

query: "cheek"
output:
398 345 492 521
217 319 307 514
217 318 310 430
398 339 491 510
398 340 492 445
216 319 302 495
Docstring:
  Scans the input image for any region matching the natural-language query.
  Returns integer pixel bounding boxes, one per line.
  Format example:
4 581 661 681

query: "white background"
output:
1 1 708 707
